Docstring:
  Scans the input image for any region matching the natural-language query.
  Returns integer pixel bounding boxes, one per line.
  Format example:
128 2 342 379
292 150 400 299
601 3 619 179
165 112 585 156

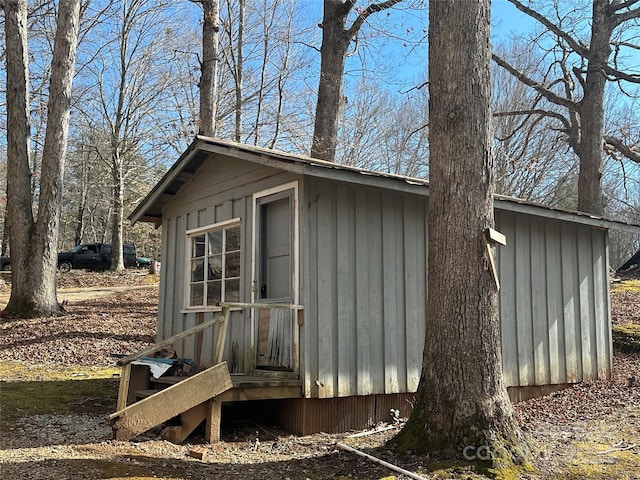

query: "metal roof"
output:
129 136 640 234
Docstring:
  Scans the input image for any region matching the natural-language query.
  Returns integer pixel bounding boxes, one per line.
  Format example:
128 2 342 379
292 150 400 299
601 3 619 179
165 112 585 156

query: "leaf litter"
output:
0 270 638 479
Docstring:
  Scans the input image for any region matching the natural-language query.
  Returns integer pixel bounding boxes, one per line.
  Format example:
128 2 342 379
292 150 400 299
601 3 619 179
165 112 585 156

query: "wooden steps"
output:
110 362 232 442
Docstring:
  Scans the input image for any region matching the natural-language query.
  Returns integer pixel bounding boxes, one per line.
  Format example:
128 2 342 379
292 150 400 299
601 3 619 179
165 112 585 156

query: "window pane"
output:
226 226 241 252
208 230 223 255
225 279 240 302
225 251 241 278
207 280 221 305
191 259 204 282
193 235 205 257
191 284 204 306
209 255 222 280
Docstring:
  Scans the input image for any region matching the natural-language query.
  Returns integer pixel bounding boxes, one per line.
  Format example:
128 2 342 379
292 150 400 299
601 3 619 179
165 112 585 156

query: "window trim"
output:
183 217 242 312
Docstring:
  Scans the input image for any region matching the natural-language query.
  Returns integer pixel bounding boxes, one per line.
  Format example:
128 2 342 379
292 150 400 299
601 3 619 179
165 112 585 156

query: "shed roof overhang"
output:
130 136 640 234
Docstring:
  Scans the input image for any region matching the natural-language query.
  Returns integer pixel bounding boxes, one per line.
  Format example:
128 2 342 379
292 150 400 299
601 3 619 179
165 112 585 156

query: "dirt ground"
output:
0 270 639 479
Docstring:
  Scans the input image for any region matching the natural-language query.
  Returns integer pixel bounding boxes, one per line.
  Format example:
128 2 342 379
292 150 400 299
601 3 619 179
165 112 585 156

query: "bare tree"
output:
75 0 172 271
311 0 403 161
392 0 530 470
192 0 220 136
493 0 640 215
4 0 81 318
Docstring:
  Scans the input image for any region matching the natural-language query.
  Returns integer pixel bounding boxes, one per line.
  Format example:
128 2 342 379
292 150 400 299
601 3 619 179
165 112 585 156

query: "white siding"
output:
303 178 428 398
497 211 611 387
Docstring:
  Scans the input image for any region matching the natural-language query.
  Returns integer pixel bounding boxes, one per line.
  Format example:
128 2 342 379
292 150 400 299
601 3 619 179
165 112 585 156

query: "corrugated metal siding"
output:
158 154 299 371
497 210 611 387
278 393 415 435
303 178 428 399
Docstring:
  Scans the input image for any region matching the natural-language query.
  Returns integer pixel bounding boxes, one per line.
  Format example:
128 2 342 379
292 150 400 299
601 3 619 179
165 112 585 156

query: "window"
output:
188 221 241 308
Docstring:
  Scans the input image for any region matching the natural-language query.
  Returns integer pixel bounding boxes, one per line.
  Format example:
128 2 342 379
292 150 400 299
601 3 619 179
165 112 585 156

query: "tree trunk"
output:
234 0 245 142
310 0 352 161
4 0 81 318
392 0 529 469
110 153 125 272
199 0 220 137
577 0 612 216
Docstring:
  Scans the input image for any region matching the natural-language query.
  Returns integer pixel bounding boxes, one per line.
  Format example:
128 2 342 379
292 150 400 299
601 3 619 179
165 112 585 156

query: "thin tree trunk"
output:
5 0 81 318
392 0 529 469
234 0 245 142
110 153 125 271
199 0 220 136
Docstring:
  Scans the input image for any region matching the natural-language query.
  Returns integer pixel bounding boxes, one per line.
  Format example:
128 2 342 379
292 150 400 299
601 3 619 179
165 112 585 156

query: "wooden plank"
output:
117 313 224 366
110 362 232 441
515 214 533 385
214 306 230 364
530 217 550 385
561 223 579 383
161 402 208 444
316 184 336 398
592 231 611 379
382 194 399 393
116 364 131 411
544 220 564 384
367 190 385 394
578 228 596 379
355 189 372 396
496 211 518 386
404 196 426 392
205 399 222 442
336 185 356 397
304 180 320 398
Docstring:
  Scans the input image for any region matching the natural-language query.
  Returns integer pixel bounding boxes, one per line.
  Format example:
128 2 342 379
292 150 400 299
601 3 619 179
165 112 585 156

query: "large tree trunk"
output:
577 0 613 216
392 0 529 469
4 0 81 318
198 0 220 136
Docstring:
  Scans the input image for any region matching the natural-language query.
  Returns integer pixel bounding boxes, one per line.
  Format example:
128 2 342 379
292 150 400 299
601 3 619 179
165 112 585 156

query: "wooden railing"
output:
115 302 303 410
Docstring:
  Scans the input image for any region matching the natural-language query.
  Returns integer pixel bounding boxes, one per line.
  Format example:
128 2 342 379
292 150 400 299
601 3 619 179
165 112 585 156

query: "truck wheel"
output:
58 261 72 273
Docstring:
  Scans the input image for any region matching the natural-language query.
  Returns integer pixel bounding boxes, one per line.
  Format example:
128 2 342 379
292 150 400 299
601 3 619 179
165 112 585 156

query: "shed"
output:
121 136 640 438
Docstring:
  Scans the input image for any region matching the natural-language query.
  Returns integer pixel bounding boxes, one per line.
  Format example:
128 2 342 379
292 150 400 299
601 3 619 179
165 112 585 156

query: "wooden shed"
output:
116 136 640 439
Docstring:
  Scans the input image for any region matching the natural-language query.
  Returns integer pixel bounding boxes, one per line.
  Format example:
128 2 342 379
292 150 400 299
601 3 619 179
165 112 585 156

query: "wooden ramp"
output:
110 362 232 442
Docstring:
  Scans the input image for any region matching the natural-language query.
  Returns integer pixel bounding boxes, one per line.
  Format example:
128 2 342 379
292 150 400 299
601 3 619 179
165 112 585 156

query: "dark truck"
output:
57 243 137 272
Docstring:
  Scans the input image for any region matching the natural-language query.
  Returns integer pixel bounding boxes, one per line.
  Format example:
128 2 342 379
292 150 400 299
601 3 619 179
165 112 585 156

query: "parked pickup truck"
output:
0 256 10 271
57 243 137 272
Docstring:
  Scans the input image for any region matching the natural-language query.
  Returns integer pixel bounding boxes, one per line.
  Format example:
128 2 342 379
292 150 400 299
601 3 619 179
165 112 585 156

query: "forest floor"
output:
0 269 639 479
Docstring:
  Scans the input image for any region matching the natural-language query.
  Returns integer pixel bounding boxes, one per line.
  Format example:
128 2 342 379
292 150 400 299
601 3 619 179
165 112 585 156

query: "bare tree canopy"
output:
493 0 640 215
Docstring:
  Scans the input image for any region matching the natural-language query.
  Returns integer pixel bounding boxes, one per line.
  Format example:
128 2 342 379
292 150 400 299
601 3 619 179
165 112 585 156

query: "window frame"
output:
184 217 242 312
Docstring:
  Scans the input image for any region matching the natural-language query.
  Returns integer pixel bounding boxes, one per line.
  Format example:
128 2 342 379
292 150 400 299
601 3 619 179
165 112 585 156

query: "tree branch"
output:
604 135 640 164
492 53 578 110
612 6 640 26
493 108 570 130
506 0 589 58
604 64 640 83
347 0 403 38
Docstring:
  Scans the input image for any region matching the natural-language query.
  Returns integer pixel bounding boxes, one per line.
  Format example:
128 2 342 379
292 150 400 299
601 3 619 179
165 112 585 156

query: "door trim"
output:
251 181 299 374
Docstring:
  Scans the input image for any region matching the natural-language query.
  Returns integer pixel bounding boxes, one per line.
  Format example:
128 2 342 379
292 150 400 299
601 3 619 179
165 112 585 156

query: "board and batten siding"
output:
157 154 299 372
302 178 428 399
496 210 612 387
